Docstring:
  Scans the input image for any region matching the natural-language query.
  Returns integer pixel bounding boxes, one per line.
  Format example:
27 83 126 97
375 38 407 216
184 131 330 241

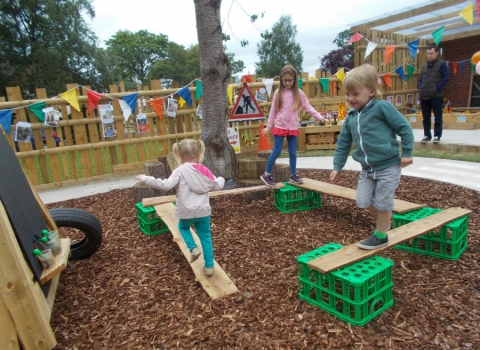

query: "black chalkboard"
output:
0 131 50 296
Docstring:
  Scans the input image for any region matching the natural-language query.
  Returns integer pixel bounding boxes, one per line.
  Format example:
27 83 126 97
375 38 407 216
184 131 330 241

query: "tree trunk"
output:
194 0 236 189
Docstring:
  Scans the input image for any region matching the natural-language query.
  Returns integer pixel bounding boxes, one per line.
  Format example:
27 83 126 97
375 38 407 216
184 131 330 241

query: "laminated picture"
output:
167 98 178 118
98 104 113 120
255 88 268 102
196 104 203 119
42 106 60 127
136 114 150 133
395 95 403 107
386 96 393 105
15 121 33 142
102 119 116 138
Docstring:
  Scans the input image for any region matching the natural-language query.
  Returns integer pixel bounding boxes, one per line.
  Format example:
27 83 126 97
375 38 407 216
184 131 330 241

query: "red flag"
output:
384 46 396 65
346 32 363 46
477 0 480 19
241 75 252 83
149 98 165 119
453 62 457 75
382 73 392 88
87 90 104 114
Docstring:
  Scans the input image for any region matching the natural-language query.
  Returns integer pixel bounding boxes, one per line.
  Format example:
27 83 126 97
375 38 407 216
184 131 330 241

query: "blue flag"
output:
408 40 419 62
122 93 138 114
177 86 192 107
0 109 13 135
460 61 465 77
395 66 406 81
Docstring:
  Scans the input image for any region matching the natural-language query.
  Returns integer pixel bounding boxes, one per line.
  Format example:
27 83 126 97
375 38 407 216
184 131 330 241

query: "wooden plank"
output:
0 295 19 349
293 178 423 214
154 203 237 300
143 182 286 207
308 207 472 273
40 238 71 284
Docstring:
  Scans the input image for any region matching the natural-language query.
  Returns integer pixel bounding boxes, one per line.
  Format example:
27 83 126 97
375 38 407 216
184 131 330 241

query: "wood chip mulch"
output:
48 170 480 350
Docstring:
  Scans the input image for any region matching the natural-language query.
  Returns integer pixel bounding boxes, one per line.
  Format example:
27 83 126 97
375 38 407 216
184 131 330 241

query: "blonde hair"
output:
343 65 381 99
172 139 205 164
276 65 301 112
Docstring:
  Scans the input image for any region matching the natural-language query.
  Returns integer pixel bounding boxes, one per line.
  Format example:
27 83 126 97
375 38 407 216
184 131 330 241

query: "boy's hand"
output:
330 170 340 182
134 174 144 180
400 157 413 168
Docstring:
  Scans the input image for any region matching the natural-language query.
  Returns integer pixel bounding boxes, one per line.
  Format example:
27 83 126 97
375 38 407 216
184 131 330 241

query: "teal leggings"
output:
178 216 214 268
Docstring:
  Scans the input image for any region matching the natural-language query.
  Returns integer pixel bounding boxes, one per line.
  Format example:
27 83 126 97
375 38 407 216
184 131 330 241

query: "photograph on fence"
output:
196 104 203 119
167 98 178 118
98 104 113 120
255 88 268 103
406 94 413 105
42 107 60 127
102 120 116 138
387 96 393 105
15 122 33 142
416 93 421 105
136 114 149 133
396 95 403 106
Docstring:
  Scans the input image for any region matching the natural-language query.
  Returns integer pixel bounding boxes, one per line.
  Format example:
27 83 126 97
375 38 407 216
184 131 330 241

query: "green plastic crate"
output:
274 183 322 213
297 244 394 326
138 216 170 236
393 208 469 260
135 202 162 224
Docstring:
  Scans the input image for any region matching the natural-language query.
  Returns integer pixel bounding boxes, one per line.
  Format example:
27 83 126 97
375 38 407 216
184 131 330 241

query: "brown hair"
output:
343 65 381 99
172 139 205 164
275 65 301 111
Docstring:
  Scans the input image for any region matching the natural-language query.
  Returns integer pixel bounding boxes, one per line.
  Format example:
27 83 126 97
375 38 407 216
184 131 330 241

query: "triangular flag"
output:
149 98 164 119
364 41 378 60
28 101 46 122
60 89 81 112
335 68 345 83
346 32 363 46
298 78 303 90
382 73 392 88
178 97 186 109
407 65 415 81
459 3 473 25
195 80 202 101
228 85 233 104
241 75 252 83
258 121 270 152
0 109 13 135
461 61 466 77
319 78 329 95
395 66 406 81
87 90 104 114
478 0 480 19
261 78 274 97
122 93 138 115
330 81 335 96
453 62 457 75
118 99 132 121
177 86 192 107
384 45 396 65
408 40 419 61
432 26 445 46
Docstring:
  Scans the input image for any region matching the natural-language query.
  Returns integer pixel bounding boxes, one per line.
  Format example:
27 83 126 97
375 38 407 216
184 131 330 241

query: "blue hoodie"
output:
333 99 414 172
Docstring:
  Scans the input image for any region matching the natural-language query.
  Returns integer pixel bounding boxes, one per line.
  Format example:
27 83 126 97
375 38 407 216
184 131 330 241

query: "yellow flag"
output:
335 68 345 83
60 89 81 112
178 96 186 109
228 84 233 104
459 3 473 25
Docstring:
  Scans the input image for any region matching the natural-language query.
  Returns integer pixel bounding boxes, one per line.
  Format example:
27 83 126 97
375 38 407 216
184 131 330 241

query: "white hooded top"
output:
138 163 225 219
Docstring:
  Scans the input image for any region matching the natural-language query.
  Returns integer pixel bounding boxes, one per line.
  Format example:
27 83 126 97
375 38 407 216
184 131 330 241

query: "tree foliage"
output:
319 30 354 74
255 15 303 78
0 0 98 97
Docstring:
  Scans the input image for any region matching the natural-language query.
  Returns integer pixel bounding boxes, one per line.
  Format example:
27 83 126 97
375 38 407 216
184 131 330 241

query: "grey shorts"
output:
356 164 402 212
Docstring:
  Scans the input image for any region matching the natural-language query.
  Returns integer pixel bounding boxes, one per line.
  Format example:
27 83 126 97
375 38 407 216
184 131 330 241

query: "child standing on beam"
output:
135 139 224 276
330 64 414 250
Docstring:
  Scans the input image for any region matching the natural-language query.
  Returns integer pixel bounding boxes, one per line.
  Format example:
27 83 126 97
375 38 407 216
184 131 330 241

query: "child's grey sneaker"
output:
433 136 440 144
358 234 388 250
190 247 201 263
204 267 214 276
260 173 276 186
289 174 303 184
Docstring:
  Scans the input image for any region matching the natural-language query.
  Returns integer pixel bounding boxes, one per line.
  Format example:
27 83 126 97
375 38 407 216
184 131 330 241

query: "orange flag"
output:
382 73 392 88
453 62 457 75
258 121 270 152
384 45 396 65
149 98 165 119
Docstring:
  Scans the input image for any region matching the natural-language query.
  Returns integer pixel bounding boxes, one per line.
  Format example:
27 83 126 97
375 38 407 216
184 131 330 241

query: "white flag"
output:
261 78 274 97
365 41 378 61
118 99 132 121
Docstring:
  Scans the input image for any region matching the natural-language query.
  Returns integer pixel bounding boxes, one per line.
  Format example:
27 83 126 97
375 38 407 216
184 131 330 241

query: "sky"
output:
87 0 430 78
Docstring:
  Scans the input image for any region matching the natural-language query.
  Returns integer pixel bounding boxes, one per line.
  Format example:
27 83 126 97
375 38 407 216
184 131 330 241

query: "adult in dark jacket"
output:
418 45 449 144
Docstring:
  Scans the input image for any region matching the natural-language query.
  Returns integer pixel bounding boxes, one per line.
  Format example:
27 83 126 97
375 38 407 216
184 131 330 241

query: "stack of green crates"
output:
393 207 469 260
135 202 170 236
297 243 394 326
274 182 322 213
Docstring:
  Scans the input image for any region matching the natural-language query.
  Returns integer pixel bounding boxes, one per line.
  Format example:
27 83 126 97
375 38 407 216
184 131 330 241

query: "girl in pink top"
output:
260 65 325 186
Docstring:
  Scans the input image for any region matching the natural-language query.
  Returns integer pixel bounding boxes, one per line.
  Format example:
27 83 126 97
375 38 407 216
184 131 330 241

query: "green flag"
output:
28 101 46 122
298 78 303 90
432 26 445 46
319 78 329 94
195 80 202 101
407 65 415 81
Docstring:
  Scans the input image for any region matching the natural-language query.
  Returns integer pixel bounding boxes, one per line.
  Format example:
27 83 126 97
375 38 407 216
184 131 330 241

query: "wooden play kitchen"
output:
298 124 343 151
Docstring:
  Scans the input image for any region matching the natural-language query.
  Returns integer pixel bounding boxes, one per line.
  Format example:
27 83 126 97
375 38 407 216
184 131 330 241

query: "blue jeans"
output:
178 216 214 268
266 135 298 175
420 97 443 138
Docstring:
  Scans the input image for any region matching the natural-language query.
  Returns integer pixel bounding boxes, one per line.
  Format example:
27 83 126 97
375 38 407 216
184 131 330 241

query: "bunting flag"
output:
122 93 138 115
478 0 480 19
87 90 104 113
335 68 345 82
195 80 202 101
453 62 457 75
28 101 47 122
178 97 186 109
298 78 303 90
408 40 419 61
459 3 473 25
60 89 81 112
460 61 466 77
177 86 192 107
228 85 233 104
432 26 445 46
330 81 335 96
383 73 392 88
149 98 165 119
241 75 252 83
118 99 132 121
407 65 415 81
261 78 274 97
395 66 406 81
319 78 329 94
384 45 396 65
346 32 363 46
364 41 378 60
0 109 13 135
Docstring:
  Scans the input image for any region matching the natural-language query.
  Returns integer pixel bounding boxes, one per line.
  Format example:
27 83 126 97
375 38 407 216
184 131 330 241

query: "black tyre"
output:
49 208 103 260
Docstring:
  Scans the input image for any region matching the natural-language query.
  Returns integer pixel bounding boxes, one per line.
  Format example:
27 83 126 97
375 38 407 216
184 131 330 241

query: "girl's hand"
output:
261 127 270 136
330 170 340 183
400 157 413 168
134 174 144 180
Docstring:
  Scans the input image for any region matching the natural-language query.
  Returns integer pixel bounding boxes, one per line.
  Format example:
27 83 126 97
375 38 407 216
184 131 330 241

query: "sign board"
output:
227 127 241 154
229 83 265 122
457 115 466 123
409 116 416 122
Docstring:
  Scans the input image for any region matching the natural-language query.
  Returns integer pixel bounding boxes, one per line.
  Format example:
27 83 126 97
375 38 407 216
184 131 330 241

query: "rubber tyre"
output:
49 208 103 260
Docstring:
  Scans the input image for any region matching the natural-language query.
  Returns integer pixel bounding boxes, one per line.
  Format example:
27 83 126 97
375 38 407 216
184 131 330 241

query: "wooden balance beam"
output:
154 203 238 300
292 178 424 214
143 182 285 207
307 207 472 274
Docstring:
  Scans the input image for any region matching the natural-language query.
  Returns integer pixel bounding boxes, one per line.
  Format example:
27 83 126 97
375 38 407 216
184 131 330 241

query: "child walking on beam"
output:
330 64 414 250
